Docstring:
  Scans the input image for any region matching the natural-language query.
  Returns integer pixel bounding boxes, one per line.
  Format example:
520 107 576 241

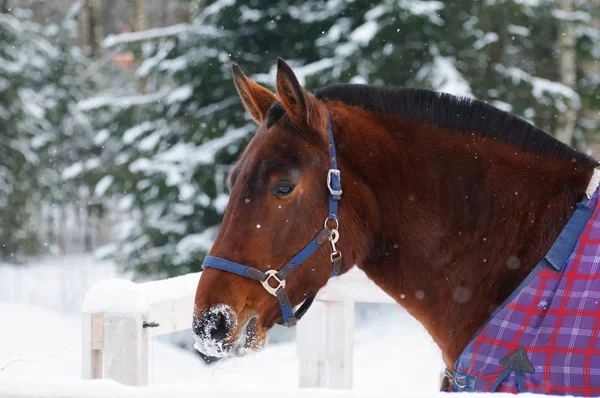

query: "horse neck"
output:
331 103 596 368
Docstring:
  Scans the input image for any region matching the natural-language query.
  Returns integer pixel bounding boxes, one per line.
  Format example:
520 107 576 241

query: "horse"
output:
193 58 600 395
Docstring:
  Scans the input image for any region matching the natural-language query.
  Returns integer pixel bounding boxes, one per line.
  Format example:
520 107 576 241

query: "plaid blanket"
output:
447 187 600 395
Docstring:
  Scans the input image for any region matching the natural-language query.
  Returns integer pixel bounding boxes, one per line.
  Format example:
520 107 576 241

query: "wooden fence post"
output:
103 312 149 386
82 279 150 386
81 313 103 380
297 300 354 389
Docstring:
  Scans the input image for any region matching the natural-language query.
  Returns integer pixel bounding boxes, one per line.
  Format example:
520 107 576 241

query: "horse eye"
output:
275 184 295 196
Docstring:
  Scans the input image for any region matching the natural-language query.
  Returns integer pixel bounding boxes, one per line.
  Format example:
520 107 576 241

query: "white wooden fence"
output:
81 268 396 388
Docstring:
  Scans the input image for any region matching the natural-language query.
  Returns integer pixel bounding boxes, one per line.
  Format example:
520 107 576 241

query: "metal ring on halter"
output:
324 217 339 230
260 269 286 296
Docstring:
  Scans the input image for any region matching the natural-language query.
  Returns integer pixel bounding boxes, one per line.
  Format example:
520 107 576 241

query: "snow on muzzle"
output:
193 304 237 357
193 304 262 358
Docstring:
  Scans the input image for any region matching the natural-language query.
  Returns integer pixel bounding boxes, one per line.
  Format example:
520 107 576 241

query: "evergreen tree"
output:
0 5 96 261
0 8 53 261
79 0 600 278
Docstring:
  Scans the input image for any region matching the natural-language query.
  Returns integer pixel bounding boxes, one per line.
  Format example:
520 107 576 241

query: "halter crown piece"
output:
202 113 343 327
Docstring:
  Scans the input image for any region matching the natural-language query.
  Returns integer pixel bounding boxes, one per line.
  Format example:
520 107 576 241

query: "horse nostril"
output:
193 305 235 342
208 311 229 341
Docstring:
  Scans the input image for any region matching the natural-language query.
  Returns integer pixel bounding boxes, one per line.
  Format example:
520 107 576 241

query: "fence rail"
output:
81 268 397 388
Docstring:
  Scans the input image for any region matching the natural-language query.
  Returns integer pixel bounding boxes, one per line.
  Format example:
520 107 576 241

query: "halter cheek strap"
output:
202 112 342 327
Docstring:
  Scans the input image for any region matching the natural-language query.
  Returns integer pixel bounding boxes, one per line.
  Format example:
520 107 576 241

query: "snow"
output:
400 0 445 16
350 21 380 46
94 175 114 197
552 9 591 22
316 18 352 47
417 51 473 97
62 0 85 28
193 304 236 357
288 0 345 23
136 40 176 78
473 32 499 50
507 24 530 37
195 0 235 24
93 129 110 145
137 272 201 305
0 255 121 314
195 97 238 118
175 227 219 263
0 255 447 394
123 121 155 144
139 131 164 152
398 0 445 25
102 24 190 49
129 125 248 188
494 64 580 111
0 379 531 398
490 100 513 112
77 90 168 112
213 193 229 213
135 126 249 187
157 56 185 75
0 303 202 385
166 85 193 104
255 59 340 87
513 0 540 6
19 89 45 119
239 6 263 23
82 279 148 314
0 302 446 393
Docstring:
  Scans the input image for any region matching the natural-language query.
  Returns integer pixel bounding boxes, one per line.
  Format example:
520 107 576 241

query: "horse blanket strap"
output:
202 112 342 327
444 182 600 395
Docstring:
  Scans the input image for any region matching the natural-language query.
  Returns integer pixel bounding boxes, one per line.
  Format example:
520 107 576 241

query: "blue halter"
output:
202 114 343 327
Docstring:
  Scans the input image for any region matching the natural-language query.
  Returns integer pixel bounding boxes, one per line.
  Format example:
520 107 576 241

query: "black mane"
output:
315 84 598 166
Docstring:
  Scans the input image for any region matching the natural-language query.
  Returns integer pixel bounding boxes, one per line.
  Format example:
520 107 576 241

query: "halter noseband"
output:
202 114 342 327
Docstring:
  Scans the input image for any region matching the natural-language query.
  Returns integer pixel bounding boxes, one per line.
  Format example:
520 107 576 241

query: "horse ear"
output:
275 58 313 127
232 63 277 124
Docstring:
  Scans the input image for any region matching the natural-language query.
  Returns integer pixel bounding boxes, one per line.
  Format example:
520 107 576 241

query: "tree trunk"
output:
554 0 578 146
177 1 191 24
132 0 148 94
84 203 93 253
160 0 169 27
102 0 118 36
86 0 102 58
1 0 9 14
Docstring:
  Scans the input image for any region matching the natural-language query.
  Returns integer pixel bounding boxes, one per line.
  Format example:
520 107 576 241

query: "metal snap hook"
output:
329 229 340 253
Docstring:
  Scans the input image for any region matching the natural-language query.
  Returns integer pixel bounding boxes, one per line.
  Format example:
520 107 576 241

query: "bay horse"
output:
193 58 600 395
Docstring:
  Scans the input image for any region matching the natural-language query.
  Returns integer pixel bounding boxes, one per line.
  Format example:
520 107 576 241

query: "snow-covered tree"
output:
78 0 600 278
77 0 369 278
0 5 97 261
0 8 56 261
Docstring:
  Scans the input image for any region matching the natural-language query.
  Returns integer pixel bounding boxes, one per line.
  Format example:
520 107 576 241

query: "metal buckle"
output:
327 169 342 196
261 269 286 297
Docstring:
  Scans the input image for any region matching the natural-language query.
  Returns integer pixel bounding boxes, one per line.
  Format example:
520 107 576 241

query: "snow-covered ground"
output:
0 254 124 314
0 255 445 394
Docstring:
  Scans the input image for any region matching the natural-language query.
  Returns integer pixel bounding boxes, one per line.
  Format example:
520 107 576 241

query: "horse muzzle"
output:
192 304 263 358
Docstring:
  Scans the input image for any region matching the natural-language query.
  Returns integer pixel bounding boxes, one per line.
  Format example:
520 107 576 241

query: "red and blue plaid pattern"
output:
450 188 600 395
